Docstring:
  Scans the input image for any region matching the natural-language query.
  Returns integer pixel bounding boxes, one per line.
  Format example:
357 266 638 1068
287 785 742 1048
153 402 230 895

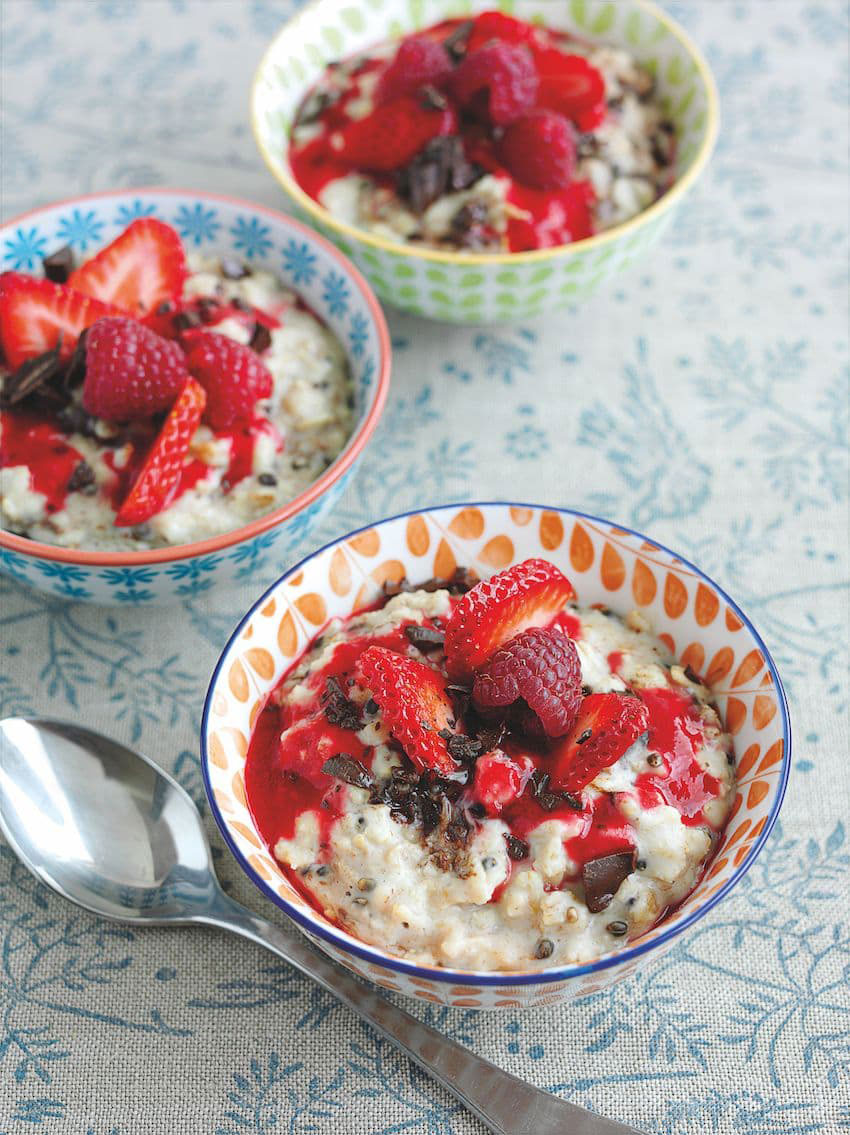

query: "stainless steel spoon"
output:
0 717 643 1135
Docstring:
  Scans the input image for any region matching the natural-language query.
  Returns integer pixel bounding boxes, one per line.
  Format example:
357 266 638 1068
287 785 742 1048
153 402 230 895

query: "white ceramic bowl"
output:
0 188 390 604
202 502 790 1009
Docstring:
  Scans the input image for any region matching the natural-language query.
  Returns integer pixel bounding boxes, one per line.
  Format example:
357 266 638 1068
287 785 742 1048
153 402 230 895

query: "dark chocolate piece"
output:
63 328 89 389
0 344 64 408
396 136 483 214
321 753 374 790
582 850 636 914
174 310 202 331
257 472 277 487
320 676 363 731
450 200 491 249
249 322 272 354
504 833 530 861
443 19 472 60
66 461 96 493
445 732 483 762
403 624 445 651
42 244 74 283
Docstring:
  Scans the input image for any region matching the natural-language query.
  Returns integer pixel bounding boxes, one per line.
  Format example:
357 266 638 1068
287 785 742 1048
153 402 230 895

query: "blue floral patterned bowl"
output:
0 189 390 605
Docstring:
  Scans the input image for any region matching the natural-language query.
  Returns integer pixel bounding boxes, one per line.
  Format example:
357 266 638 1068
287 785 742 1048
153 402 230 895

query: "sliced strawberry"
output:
356 646 458 775
68 219 187 318
340 94 457 172
0 272 121 369
534 49 607 128
548 692 650 794
113 377 206 527
443 558 576 681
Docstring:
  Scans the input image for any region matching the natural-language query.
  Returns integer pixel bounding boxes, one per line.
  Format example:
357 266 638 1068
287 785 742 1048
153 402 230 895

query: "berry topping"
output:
0 272 121 370
81 316 189 422
506 180 595 250
340 94 457 172
472 626 583 739
356 646 459 776
184 332 273 430
113 377 206 527
534 49 607 130
67 219 187 318
376 36 452 102
472 751 531 814
466 10 537 53
548 692 650 794
497 109 577 189
450 42 539 126
444 558 576 681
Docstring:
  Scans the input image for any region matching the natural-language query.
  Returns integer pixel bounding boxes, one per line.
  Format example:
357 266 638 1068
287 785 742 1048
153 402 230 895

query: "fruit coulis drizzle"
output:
245 600 724 917
1 298 284 520
289 19 597 252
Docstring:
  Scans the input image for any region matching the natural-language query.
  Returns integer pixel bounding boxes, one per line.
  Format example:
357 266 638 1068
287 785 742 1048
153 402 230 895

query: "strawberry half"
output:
0 272 121 369
443 558 576 681
68 219 187 318
114 377 206 527
548 692 650 794
534 49 607 130
340 94 457 172
356 646 459 775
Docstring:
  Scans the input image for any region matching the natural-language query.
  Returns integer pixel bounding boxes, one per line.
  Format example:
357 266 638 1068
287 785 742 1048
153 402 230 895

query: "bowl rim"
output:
251 0 720 267
0 186 391 567
201 500 792 987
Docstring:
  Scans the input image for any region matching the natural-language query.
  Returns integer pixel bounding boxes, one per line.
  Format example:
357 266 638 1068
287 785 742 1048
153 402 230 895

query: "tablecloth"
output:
1 1 848 1132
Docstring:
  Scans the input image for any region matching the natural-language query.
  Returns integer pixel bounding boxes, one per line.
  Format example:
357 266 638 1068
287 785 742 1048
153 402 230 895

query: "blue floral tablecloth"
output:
1 2 848 1132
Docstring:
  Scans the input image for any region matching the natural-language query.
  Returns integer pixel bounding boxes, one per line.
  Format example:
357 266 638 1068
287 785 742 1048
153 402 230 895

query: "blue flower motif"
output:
358 356 375 392
228 529 279 565
284 499 326 546
112 589 156 604
348 311 369 358
54 208 105 251
34 561 91 583
230 215 273 259
3 225 48 270
0 548 31 581
282 238 318 285
113 199 158 226
172 203 221 246
321 270 350 317
99 566 157 588
163 555 223 593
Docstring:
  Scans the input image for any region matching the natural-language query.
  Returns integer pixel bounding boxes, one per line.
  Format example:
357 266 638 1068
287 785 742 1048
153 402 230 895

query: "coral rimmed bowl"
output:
0 189 390 605
252 0 718 324
202 502 790 1010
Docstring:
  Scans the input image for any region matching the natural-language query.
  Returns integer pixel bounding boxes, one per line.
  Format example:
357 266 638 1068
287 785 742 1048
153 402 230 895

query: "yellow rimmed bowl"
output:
252 0 718 324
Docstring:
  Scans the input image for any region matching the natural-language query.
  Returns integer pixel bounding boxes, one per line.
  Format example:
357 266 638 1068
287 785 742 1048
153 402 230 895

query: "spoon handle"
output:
201 895 643 1135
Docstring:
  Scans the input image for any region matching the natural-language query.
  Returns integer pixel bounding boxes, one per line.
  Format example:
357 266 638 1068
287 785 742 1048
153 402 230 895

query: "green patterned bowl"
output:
252 0 718 324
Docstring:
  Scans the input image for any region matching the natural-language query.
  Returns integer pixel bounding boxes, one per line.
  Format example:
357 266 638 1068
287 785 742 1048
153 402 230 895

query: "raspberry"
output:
450 42 538 126
444 558 575 681
497 109 577 189
340 94 457 172
82 316 189 422
356 646 458 775
184 332 273 430
376 36 452 102
472 627 583 739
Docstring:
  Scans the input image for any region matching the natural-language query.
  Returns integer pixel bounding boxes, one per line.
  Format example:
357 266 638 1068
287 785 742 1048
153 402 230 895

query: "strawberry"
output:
356 646 458 775
114 377 206 527
472 751 531 814
68 219 187 318
340 94 457 172
548 692 650 794
443 558 576 681
466 11 536 53
82 316 189 422
0 272 120 369
183 332 273 430
534 49 606 129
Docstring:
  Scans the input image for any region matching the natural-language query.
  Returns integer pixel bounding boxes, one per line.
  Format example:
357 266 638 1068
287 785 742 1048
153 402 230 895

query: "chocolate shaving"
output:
320 677 363 731
396 136 483 214
443 19 472 60
446 732 483 762
220 256 251 280
249 322 272 354
582 850 636 914
63 328 89 390
450 201 492 250
42 245 74 283
0 344 64 408
66 461 95 493
174 310 202 331
504 833 529 861
404 624 445 652
382 567 479 602
321 753 374 790
198 297 222 324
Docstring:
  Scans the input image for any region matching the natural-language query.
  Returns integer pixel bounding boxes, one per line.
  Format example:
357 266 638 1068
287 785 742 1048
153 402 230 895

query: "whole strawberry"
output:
82 316 189 422
184 331 273 430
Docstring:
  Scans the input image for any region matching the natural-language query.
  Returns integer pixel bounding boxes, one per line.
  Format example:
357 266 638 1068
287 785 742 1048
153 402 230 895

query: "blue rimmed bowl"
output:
202 502 790 1009
0 188 390 605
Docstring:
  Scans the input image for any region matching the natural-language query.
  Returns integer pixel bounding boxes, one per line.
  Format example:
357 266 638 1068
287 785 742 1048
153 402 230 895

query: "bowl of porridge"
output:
0 189 390 604
252 1 718 323
202 503 790 1009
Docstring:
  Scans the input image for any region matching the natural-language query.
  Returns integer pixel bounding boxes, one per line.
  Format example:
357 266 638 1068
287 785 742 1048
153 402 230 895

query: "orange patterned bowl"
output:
201 503 790 1009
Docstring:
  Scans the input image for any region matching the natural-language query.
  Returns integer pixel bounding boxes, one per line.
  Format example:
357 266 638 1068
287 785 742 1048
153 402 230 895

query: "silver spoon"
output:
0 717 642 1135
